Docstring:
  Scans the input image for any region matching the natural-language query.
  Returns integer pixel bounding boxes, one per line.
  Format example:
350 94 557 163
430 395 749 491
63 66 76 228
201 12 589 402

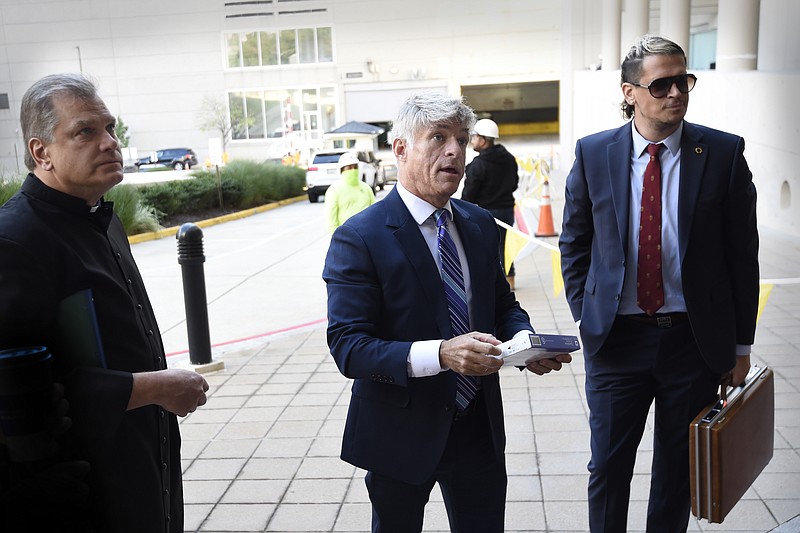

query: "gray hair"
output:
391 92 476 146
620 35 687 120
20 73 100 171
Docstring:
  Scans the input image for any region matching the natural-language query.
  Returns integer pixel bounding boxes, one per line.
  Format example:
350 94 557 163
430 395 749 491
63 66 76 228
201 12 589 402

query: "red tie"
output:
637 143 664 316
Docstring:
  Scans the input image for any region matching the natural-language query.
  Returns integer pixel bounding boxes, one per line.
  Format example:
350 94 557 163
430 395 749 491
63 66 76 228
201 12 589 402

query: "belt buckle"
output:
656 316 672 328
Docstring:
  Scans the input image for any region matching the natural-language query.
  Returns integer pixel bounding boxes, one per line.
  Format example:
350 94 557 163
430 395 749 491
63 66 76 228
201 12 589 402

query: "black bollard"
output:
176 223 212 365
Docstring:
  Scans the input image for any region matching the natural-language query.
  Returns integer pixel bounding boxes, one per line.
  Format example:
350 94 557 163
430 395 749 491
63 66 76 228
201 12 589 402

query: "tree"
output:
115 116 130 148
197 95 243 156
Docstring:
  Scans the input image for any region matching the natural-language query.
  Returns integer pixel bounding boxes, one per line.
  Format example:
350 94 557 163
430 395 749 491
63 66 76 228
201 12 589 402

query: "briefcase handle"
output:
719 365 767 406
719 374 734 404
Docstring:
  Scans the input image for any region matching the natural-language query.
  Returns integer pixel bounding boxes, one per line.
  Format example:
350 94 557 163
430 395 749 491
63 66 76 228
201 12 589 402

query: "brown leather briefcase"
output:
689 365 774 523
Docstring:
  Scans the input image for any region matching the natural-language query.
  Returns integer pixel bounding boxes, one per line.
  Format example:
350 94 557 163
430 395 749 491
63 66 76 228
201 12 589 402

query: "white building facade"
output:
0 0 797 233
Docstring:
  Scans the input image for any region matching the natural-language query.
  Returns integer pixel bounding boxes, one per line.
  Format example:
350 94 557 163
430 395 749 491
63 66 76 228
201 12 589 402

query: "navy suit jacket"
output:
559 121 759 374
323 188 532 484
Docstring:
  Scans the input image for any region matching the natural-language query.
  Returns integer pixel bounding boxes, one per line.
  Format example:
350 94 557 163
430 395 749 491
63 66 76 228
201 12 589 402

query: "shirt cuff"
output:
408 339 446 377
735 344 751 356
512 329 534 340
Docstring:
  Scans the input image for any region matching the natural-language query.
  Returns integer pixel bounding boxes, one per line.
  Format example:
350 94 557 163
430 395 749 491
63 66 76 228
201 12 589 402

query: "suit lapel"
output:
678 122 707 262
451 201 485 310
608 125 633 248
384 190 452 337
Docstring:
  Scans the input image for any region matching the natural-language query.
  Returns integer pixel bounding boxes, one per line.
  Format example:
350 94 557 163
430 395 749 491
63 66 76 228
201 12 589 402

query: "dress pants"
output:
364 392 507 533
584 316 719 533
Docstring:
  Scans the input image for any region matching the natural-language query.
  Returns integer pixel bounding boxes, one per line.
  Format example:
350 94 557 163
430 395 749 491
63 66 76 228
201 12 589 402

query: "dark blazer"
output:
0 175 182 532
323 188 532 484
559 121 759 374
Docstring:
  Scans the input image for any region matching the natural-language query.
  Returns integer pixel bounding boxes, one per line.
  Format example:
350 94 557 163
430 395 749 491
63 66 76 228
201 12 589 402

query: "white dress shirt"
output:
396 181 472 377
619 121 687 315
396 182 531 376
618 122 750 356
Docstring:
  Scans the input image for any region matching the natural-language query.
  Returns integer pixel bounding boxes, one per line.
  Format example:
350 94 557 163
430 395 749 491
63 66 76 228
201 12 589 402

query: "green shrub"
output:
138 174 244 218
0 178 22 205
2 161 306 235
217 160 305 206
138 161 305 222
105 184 161 235
1 177 159 236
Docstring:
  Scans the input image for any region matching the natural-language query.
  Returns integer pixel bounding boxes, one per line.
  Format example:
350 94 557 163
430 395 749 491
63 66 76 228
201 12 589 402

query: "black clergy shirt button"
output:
137 304 143 310
116 252 121 259
162 436 167 444
148 329 154 336
126 279 132 285
160 409 165 418
161 462 167 470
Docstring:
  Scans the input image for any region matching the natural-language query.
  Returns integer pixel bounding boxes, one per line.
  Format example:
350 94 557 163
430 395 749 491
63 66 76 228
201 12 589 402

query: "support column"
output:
716 0 759 71
660 0 690 56
601 0 622 69
621 0 650 55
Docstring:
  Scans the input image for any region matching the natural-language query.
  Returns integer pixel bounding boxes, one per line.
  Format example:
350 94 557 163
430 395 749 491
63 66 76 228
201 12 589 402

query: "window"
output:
229 86 336 142
260 31 278 66
229 93 247 140
246 91 266 138
242 32 260 67
285 89 301 133
264 91 283 137
334 139 355 149
319 87 336 133
225 27 333 68
279 29 297 64
298 28 316 63
227 34 242 68
690 30 717 70
317 27 332 62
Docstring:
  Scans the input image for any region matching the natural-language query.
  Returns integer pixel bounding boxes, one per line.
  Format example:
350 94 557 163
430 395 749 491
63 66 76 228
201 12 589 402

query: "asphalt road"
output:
131 189 392 360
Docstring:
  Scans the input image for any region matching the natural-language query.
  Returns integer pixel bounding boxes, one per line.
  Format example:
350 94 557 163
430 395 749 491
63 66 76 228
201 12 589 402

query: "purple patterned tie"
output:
434 209 477 410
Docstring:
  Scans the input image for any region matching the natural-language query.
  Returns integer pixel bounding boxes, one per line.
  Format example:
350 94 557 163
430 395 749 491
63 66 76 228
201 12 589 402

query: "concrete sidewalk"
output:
142 199 800 532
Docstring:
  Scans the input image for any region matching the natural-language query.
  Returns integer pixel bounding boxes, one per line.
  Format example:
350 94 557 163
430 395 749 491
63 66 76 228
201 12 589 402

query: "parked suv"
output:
376 150 398 184
304 149 384 202
137 147 198 171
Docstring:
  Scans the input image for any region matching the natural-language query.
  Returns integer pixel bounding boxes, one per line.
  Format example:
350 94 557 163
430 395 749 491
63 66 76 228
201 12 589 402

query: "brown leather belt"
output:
622 312 689 328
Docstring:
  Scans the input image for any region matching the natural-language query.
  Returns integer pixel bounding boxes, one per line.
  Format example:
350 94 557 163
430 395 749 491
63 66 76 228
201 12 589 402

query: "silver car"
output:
304 149 382 203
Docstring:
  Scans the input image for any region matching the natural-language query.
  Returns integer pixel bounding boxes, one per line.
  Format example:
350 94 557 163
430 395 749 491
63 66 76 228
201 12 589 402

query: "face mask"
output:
342 168 359 184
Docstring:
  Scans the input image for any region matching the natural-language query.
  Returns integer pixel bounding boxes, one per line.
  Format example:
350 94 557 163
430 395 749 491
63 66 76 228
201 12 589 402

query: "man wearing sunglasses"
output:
560 35 759 532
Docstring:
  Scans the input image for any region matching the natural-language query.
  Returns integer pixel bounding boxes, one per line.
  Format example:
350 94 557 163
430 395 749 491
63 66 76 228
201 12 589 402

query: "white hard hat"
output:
338 152 359 169
473 118 499 139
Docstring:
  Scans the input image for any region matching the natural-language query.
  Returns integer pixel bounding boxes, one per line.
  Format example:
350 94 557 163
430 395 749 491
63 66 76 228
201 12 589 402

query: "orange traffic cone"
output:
535 180 558 237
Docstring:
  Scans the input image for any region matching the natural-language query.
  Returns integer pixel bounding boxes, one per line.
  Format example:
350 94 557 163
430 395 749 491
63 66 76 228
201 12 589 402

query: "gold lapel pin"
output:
695 147 703 154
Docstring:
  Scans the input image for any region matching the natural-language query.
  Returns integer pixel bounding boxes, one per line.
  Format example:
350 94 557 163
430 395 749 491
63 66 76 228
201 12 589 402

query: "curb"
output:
127 194 307 245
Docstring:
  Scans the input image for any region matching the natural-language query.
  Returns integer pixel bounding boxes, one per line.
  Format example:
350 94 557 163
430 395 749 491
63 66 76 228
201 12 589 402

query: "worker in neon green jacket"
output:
325 151 376 233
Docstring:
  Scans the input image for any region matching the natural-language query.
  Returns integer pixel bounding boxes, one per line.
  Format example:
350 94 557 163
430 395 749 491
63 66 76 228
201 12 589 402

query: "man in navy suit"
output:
323 93 572 533
559 35 759 532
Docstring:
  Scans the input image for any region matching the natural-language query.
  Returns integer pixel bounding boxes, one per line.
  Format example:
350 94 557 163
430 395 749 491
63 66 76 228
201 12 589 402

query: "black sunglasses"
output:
629 73 697 98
